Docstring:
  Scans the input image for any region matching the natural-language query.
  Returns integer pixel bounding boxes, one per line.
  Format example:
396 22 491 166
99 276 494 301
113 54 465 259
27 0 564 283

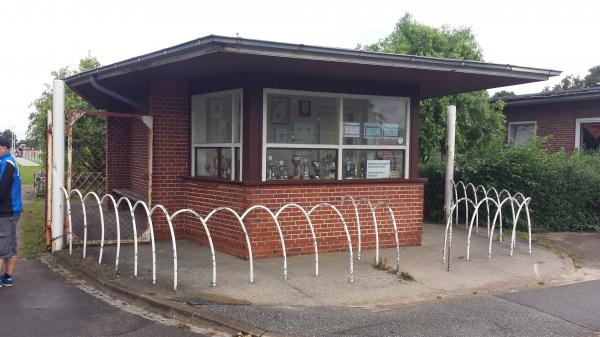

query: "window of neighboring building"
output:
508 121 536 146
576 117 600 153
191 89 242 180
263 89 409 181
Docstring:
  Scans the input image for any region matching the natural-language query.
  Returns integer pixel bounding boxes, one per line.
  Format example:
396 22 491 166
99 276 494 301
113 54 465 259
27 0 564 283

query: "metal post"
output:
444 105 456 225
45 110 53 245
51 80 65 252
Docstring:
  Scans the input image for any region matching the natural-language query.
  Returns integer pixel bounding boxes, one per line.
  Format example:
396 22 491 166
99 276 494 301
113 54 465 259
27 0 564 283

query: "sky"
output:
1 0 598 140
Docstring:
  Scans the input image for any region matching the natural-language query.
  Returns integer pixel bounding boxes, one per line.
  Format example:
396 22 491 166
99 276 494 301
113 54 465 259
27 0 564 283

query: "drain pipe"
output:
89 76 146 111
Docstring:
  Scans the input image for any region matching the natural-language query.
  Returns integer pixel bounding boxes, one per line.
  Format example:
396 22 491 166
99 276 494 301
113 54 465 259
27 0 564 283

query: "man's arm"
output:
0 161 15 199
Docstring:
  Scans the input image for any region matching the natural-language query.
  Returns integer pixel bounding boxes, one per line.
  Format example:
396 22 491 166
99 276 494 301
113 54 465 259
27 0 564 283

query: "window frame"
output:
575 117 600 151
261 88 410 181
191 88 243 180
508 121 537 145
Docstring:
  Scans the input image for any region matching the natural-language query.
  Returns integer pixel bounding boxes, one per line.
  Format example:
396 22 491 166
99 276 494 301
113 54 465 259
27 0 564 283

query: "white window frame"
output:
262 88 410 181
508 121 537 145
575 117 600 150
191 89 243 181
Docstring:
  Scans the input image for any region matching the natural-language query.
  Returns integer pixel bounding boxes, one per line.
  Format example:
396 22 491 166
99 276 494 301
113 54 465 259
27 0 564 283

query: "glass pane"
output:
342 149 404 179
343 98 407 145
266 94 339 145
192 93 233 144
581 122 600 153
233 92 242 143
195 147 233 179
510 123 535 145
266 148 337 180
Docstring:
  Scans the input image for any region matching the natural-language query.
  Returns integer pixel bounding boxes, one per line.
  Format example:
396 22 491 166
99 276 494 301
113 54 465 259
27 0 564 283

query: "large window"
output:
191 89 242 180
263 89 409 181
576 117 600 153
508 121 536 146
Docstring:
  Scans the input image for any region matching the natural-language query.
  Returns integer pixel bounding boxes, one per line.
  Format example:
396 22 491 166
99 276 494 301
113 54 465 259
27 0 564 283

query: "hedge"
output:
421 141 600 232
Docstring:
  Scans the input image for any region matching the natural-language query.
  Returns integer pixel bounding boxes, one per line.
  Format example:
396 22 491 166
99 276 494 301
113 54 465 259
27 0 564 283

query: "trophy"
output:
278 161 288 179
329 160 336 179
291 153 301 179
303 158 310 179
267 156 276 180
311 160 321 179
344 159 354 179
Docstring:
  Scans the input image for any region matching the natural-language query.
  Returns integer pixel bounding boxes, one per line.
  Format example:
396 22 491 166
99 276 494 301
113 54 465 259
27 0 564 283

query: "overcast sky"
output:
1 0 598 139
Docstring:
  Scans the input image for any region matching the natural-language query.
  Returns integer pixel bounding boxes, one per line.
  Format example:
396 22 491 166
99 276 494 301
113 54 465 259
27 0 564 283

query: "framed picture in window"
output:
298 100 311 117
271 97 289 124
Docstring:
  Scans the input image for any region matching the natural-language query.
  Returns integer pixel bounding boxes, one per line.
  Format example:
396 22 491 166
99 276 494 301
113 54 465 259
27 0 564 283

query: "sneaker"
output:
0 274 12 287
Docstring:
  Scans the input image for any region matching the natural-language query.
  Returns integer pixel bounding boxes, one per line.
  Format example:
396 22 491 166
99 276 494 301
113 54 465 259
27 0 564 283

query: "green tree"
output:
1 129 15 142
362 14 505 161
491 90 516 100
26 56 102 149
543 65 600 92
584 65 600 87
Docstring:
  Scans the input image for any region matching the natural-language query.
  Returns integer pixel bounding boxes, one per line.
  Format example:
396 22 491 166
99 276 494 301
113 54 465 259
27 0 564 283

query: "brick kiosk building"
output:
503 87 600 152
65 36 558 259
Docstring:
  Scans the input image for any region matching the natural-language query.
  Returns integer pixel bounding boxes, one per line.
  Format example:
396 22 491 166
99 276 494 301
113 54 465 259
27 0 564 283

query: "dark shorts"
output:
0 215 19 259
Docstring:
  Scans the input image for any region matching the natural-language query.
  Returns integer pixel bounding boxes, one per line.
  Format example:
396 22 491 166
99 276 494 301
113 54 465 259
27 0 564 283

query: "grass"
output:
19 196 48 258
18 163 47 258
372 257 416 282
18 164 42 186
509 229 582 269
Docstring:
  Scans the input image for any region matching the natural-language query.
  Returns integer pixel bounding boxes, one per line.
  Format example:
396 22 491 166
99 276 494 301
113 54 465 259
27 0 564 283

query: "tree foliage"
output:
491 90 516 100
362 14 505 161
1 129 15 142
543 65 600 92
26 57 102 149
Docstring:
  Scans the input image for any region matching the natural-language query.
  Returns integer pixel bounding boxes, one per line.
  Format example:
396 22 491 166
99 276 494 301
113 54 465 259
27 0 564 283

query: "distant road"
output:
15 156 39 167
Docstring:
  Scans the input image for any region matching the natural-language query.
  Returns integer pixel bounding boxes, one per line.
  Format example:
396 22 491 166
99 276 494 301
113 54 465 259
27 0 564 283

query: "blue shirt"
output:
0 152 23 217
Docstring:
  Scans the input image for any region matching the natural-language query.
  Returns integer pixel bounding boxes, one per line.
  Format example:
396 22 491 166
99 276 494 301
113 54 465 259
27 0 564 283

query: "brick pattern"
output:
181 180 423 259
148 80 190 238
505 99 600 152
106 117 131 192
129 118 149 197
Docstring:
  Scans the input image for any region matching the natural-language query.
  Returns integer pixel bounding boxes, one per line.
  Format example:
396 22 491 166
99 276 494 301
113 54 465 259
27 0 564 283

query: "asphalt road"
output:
0 259 207 337
202 280 600 337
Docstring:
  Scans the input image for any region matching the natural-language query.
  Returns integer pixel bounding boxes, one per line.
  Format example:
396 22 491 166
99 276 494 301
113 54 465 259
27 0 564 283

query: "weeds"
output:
372 257 416 282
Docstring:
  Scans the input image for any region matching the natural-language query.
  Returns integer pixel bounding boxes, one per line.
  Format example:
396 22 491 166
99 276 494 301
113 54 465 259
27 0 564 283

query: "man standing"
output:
0 136 22 287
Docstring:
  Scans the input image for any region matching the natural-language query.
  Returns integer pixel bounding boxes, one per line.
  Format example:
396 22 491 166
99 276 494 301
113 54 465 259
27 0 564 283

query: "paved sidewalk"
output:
15 156 39 166
537 231 600 269
0 259 211 337
57 223 598 308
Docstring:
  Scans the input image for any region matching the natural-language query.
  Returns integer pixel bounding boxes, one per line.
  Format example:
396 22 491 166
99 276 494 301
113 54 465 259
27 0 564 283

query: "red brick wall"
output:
106 117 131 192
129 118 149 197
505 99 600 152
180 179 423 259
149 80 190 238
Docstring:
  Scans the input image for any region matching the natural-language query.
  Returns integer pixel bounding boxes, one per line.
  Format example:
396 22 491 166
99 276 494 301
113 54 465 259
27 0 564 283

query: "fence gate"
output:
66 110 153 245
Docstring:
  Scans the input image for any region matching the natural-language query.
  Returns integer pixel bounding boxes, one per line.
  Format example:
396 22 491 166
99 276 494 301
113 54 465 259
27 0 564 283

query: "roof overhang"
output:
65 35 561 110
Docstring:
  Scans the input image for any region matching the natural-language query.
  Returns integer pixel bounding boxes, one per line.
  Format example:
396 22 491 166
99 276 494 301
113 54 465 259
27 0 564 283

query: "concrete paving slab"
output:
537 232 600 269
56 223 597 310
499 280 600 331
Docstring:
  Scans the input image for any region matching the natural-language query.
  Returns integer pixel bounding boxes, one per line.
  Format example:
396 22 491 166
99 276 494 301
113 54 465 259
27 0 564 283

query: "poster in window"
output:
343 122 361 138
363 122 381 139
271 97 289 124
366 160 390 179
382 123 399 139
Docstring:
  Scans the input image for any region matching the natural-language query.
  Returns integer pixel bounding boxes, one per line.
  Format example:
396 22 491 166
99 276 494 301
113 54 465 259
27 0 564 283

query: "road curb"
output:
53 255 295 337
